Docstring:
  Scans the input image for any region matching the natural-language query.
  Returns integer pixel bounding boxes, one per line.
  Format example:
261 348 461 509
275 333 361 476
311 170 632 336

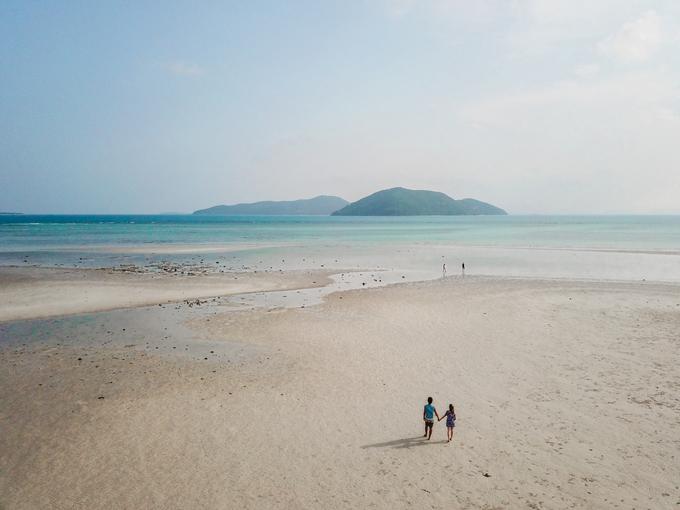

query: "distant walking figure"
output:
442 263 447 278
461 262 465 276
423 397 440 440
439 404 456 442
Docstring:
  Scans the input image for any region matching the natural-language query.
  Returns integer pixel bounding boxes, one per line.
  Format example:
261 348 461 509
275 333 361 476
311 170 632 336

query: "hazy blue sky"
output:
2 1 680 214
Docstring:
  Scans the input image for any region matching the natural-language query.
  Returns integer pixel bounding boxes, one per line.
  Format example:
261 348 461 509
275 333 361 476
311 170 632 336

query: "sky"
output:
1 0 680 214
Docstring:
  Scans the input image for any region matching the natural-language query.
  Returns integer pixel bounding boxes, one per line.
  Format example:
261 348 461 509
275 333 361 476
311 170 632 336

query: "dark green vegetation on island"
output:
194 188 506 216
331 188 506 216
194 195 349 215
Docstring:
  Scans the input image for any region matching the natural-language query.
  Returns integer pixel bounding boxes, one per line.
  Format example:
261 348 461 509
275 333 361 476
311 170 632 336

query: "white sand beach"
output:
1 273 678 509
6 1 680 507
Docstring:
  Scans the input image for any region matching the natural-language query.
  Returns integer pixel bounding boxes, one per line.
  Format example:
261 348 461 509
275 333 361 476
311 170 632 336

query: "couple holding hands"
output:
423 396 456 442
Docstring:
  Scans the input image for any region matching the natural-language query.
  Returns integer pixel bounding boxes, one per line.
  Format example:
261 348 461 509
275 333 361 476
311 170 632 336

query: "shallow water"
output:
0 299 260 362
2 214 680 282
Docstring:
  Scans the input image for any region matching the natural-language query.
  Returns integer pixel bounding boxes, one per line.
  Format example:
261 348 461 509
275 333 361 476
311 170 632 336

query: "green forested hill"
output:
331 188 506 216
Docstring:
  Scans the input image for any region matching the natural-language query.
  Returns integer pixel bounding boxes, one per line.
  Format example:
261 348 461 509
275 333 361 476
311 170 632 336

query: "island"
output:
331 187 506 216
194 195 349 216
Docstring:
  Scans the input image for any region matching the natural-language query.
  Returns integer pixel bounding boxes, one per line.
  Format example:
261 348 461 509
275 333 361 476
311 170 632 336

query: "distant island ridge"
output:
193 188 506 216
193 196 348 216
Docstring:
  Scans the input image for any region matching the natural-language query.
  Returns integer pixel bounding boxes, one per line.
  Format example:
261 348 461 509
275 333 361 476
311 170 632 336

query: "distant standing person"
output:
423 397 439 440
439 404 456 442
461 262 465 276
442 263 447 278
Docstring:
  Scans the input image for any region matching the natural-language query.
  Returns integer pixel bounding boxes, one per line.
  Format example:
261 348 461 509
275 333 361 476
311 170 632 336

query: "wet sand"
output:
0 266 338 322
1 276 679 509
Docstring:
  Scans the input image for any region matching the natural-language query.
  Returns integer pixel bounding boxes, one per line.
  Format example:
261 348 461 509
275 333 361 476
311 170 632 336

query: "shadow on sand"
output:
361 436 448 449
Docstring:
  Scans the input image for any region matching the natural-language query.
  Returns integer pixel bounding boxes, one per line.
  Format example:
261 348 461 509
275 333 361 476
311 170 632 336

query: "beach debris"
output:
97 396 105 399
483 472 491 477
113 264 145 273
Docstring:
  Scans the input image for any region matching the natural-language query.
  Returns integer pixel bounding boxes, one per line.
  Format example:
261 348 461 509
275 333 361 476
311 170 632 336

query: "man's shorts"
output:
425 420 434 429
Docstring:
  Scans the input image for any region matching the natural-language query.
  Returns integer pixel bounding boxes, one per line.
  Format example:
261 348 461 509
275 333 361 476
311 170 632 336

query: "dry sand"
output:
1 276 679 509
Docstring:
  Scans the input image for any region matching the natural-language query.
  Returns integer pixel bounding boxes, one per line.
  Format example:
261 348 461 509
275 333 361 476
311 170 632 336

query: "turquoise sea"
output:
2 215 680 282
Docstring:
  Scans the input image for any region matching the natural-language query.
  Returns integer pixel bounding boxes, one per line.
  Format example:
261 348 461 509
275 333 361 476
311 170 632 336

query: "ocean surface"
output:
2 214 680 282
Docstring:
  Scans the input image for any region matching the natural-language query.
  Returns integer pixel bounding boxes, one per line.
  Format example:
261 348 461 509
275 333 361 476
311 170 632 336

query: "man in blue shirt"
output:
423 396 440 440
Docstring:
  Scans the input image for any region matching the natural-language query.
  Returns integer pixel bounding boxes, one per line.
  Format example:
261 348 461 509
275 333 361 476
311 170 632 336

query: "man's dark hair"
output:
427 397 433 404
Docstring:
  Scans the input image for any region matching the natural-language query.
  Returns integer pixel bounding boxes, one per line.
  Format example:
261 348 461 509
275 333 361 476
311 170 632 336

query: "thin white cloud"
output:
506 0 627 56
597 10 664 62
574 63 600 77
456 71 680 212
163 60 205 76
382 0 416 17
460 71 680 130
380 0 514 24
